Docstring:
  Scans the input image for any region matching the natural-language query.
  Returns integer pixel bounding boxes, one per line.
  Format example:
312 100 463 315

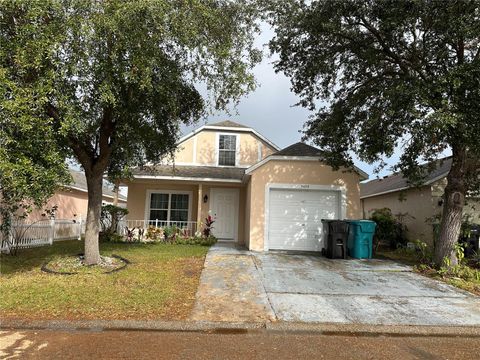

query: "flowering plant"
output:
203 215 215 237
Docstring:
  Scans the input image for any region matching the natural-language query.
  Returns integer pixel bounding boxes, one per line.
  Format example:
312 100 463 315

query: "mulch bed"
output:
41 254 130 275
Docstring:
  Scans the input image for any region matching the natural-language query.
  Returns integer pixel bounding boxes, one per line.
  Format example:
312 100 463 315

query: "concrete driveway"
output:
191 243 480 326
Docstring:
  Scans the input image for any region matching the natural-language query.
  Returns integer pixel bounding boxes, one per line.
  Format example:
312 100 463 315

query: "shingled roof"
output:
131 164 245 181
360 157 452 199
209 120 249 128
244 142 368 179
68 170 127 201
274 142 325 157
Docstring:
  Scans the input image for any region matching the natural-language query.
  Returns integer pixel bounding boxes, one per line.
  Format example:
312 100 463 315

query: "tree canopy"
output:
0 104 70 224
269 0 480 266
0 15 70 226
1 0 262 263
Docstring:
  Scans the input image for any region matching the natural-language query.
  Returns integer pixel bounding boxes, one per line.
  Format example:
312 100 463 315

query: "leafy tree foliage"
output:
1 0 262 263
0 70 70 238
269 0 480 266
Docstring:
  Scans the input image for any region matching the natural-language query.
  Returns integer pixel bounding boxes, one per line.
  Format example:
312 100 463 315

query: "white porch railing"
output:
0 218 84 253
119 220 199 238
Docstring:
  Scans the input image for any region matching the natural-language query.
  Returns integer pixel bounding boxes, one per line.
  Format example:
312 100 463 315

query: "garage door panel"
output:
268 188 340 252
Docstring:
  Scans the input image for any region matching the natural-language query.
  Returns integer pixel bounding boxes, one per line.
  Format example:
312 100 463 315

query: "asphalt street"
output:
1 329 480 359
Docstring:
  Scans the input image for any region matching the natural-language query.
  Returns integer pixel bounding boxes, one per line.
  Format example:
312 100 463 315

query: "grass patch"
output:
375 247 422 266
376 247 480 296
442 277 480 296
0 240 209 320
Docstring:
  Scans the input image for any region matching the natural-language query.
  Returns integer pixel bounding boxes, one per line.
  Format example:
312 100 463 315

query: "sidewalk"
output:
190 242 276 322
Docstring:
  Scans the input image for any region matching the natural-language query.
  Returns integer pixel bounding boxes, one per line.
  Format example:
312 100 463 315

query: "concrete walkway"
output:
191 243 480 326
190 242 275 322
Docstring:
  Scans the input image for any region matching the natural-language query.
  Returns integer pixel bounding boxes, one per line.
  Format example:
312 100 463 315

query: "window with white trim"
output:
218 134 236 166
149 193 189 222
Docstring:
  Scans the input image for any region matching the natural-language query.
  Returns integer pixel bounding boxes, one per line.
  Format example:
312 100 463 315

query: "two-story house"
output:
122 120 368 252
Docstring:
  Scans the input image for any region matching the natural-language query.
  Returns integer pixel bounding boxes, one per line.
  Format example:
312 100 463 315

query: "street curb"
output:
265 322 480 337
0 319 265 333
2 319 480 337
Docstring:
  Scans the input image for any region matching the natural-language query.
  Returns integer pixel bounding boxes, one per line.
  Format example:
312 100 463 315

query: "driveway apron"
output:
190 243 275 322
255 253 480 326
191 244 480 326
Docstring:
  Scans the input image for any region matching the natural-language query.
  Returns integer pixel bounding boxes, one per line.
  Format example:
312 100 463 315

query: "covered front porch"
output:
122 178 246 243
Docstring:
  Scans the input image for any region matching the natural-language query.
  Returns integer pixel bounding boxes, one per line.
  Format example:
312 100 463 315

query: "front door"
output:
210 188 239 241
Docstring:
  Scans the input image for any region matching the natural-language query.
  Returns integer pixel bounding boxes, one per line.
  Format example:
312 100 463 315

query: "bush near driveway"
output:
0 240 209 320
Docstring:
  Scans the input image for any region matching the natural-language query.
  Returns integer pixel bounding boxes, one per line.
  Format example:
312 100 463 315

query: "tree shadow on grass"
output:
0 240 85 275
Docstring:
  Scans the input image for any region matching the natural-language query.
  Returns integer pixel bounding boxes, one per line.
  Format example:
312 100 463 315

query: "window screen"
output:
149 193 189 222
149 193 168 221
170 194 189 221
219 134 236 166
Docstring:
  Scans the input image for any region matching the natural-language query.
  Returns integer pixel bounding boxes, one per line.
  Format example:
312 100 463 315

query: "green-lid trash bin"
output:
346 220 376 259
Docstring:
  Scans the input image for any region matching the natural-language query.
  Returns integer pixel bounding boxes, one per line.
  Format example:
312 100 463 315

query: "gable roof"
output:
209 120 249 128
67 170 127 201
245 142 368 180
130 164 245 182
177 120 280 151
274 142 325 157
360 157 452 199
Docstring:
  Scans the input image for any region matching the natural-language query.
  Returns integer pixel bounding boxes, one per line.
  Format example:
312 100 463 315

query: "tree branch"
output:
358 17 428 82
46 102 94 171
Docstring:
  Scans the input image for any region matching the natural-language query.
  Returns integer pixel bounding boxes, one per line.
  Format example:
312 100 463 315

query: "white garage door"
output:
268 188 340 251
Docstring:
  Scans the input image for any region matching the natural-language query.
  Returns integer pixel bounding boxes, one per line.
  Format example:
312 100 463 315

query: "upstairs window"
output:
218 134 237 166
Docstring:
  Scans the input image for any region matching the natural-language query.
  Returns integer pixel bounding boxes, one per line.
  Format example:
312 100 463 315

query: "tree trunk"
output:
434 148 466 268
113 180 119 206
84 171 103 265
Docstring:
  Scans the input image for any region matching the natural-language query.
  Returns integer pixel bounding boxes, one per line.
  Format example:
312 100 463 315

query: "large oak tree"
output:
1 0 262 264
269 0 480 267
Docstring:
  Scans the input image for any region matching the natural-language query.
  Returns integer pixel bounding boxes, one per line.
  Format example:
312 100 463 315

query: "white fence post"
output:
48 219 55 245
77 216 82 240
5 230 13 254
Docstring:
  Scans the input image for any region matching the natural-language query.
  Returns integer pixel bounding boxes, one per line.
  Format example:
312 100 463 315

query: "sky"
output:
181 24 403 179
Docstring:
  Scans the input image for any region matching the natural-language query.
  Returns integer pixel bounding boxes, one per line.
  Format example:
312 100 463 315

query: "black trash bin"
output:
322 220 349 259
460 224 480 257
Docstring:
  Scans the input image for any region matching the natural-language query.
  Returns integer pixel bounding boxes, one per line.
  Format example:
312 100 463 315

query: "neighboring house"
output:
28 170 127 221
122 120 368 252
361 157 480 245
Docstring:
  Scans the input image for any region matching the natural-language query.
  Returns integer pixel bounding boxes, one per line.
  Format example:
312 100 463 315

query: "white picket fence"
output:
0 218 84 253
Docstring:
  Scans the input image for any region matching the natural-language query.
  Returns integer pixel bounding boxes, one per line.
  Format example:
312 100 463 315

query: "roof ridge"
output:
274 142 324 157
208 120 249 128
360 156 452 198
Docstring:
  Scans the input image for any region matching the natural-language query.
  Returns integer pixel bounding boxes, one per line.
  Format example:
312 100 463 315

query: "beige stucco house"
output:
28 170 127 221
123 121 367 252
361 158 480 245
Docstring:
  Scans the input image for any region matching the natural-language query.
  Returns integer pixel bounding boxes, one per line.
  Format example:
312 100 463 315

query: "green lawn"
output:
0 240 209 320
376 248 480 296
375 247 423 266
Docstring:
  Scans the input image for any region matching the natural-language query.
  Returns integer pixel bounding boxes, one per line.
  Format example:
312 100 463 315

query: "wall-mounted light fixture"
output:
203 194 209 203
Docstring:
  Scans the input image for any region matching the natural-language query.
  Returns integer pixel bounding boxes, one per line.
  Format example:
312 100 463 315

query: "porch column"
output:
197 184 203 225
